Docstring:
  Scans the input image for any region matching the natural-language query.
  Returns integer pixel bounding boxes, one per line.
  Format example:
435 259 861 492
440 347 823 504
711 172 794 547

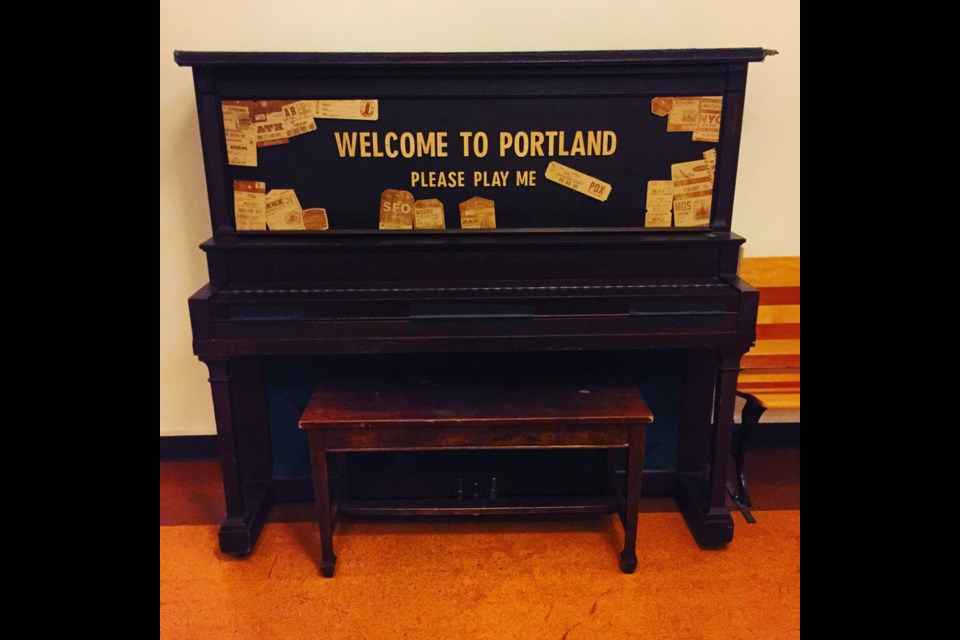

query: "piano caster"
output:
619 552 638 574
320 554 338 578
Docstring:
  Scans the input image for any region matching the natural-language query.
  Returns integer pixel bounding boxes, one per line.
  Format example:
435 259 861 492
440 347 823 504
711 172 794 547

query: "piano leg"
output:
676 348 745 547
308 431 337 577
619 423 646 574
201 356 274 557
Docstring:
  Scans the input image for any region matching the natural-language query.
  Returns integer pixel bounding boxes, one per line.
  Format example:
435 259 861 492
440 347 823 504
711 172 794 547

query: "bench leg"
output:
620 424 646 574
308 431 337 577
728 394 765 524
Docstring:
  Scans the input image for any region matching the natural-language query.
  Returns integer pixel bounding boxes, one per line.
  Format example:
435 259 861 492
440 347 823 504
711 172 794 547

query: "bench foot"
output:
320 554 338 578
619 552 638 574
728 482 757 524
730 393 765 522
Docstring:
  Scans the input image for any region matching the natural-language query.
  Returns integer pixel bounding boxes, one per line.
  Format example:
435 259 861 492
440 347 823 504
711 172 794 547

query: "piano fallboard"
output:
190 232 757 357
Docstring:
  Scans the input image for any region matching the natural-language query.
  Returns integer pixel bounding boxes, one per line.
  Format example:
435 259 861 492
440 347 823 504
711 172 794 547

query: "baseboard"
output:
160 435 217 461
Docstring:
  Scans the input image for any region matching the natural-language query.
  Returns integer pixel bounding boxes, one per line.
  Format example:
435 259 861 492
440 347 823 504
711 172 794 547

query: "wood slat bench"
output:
731 257 800 522
299 370 654 577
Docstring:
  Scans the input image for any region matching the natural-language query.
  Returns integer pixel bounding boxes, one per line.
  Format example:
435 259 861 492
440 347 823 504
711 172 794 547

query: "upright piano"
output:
175 49 771 555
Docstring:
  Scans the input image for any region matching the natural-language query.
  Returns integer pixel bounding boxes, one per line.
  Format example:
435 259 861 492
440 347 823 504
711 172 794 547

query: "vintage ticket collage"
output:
232 181 328 231
227 96 719 232
651 96 723 143
644 148 717 228
225 99 378 231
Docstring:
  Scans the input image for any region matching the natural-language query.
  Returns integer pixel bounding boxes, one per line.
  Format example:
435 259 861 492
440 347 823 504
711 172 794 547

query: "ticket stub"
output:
222 102 258 166
645 180 674 212
302 208 329 231
253 111 288 147
281 101 317 138
673 195 711 227
671 159 713 199
645 211 672 227
693 98 722 142
459 197 496 229
224 125 257 167
414 199 445 229
265 189 305 230
233 180 266 230
316 99 379 121
672 158 713 228
544 161 612 202
650 97 673 117
222 103 250 120
665 98 702 132
379 189 415 229
644 180 674 228
703 148 717 181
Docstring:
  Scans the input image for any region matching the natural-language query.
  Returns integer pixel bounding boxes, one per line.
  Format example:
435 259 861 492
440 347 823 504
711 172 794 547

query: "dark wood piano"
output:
175 49 771 556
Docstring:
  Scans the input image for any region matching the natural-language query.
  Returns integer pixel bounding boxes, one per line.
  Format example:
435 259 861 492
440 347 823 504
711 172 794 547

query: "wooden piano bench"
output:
299 370 654 578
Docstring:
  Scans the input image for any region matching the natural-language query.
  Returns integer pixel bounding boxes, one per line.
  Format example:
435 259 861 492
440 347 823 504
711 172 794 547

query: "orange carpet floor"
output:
160 452 800 639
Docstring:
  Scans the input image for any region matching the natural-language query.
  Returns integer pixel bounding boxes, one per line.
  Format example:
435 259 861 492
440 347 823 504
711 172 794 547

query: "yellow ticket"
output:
544 161 611 202
221 103 250 120
693 98 722 142
459 197 496 229
224 125 257 167
265 189 305 230
253 111 287 145
414 199 445 229
645 211 672 227
673 194 711 227
233 180 266 230
302 208 329 231
281 101 318 138
666 98 702 132
671 159 713 199
645 180 674 211
379 189 414 229
702 149 717 181
316 99 379 121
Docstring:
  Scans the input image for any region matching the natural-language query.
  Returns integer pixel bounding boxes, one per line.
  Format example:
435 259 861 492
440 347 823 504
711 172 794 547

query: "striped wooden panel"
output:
739 371 800 394
756 305 800 339
741 257 800 305
739 257 801 415
743 339 800 369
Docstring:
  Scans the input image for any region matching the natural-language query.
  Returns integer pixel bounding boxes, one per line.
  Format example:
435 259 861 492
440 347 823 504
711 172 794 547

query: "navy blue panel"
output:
229 97 719 230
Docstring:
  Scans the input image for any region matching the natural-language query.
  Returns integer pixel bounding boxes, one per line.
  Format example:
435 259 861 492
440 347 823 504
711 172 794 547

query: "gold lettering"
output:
587 131 602 156
359 132 372 157
570 131 585 156
333 132 358 157
530 131 545 157
603 131 617 155
499 131 513 157
400 132 416 158
416 132 436 157
473 132 488 158
545 131 558 155
384 132 398 158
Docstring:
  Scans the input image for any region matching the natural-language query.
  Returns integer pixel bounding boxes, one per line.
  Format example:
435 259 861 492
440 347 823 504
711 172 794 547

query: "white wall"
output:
159 0 800 435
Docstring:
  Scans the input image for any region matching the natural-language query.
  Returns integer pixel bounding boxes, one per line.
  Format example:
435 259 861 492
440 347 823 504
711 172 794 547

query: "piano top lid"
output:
174 48 774 68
